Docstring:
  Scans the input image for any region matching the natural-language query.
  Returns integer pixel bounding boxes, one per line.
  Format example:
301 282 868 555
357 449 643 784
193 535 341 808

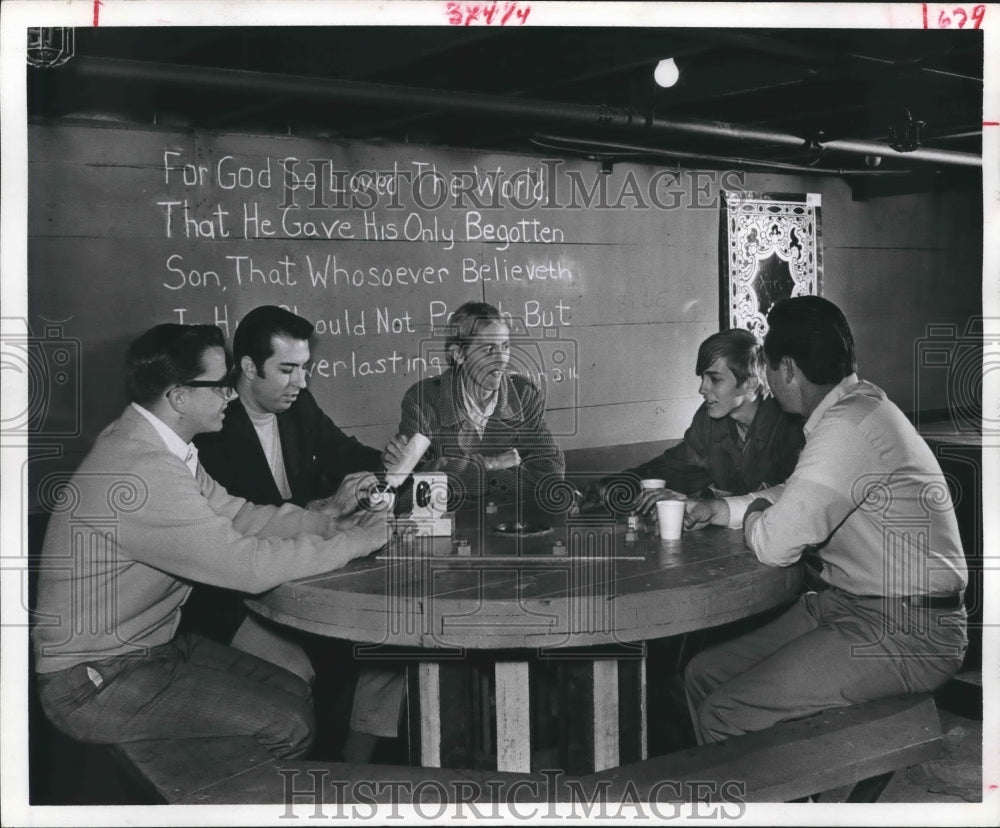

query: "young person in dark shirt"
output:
581 328 804 522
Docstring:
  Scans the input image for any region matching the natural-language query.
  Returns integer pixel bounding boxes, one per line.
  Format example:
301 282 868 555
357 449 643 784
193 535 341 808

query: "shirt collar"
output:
711 396 773 444
459 373 498 427
439 368 517 427
745 395 784 441
803 373 860 437
131 402 199 475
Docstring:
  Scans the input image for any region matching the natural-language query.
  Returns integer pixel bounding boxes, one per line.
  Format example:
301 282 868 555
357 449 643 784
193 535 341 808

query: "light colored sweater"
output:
33 405 366 673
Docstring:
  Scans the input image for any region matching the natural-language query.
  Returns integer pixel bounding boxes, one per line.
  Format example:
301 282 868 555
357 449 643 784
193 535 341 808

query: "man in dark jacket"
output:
185 305 397 762
186 306 382 654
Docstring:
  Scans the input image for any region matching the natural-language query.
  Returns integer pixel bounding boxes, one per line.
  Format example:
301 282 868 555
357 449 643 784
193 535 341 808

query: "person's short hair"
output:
445 301 508 366
233 305 314 375
695 329 766 389
763 296 857 384
123 324 228 405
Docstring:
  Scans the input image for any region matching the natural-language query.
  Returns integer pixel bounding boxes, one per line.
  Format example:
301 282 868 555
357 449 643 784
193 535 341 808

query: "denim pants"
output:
684 588 967 743
37 633 315 758
350 667 407 738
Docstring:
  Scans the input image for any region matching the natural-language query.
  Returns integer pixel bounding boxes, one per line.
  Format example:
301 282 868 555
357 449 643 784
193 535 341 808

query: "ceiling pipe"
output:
531 135 915 176
67 56 982 168
684 30 984 86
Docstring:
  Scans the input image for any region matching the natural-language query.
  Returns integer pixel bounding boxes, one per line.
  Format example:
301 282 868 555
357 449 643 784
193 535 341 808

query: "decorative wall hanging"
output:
720 191 823 338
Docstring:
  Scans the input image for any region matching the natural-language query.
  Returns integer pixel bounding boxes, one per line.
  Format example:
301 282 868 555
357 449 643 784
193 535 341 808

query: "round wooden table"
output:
248 503 802 773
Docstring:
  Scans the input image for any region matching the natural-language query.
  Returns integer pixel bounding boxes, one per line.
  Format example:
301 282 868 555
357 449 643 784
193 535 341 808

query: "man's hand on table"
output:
325 504 390 556
483 448 521 472
307 471 380 518
683 497 730 531
634 487 688 516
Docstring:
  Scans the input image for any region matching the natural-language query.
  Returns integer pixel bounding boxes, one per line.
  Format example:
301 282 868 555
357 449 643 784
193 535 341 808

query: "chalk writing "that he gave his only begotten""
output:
156 200 565 252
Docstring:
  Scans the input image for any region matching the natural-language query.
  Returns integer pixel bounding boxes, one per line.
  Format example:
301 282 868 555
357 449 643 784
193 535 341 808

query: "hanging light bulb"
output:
653 57 680 88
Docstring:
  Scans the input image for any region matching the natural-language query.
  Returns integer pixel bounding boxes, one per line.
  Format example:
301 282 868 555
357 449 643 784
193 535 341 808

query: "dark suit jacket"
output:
195 389 383 507
179 389 383 642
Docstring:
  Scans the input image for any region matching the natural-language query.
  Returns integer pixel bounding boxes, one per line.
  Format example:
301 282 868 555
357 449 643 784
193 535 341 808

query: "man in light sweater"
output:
682 297 967 743
32 323 386 758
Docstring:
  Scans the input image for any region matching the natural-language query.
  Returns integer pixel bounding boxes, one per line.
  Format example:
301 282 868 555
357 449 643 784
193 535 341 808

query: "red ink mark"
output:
445 1 531 26
926 4 987 28
93 0 102 27
984 122 1000 127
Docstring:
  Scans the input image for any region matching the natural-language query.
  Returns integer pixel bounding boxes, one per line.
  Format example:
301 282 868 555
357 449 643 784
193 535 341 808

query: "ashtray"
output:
490 521 553 537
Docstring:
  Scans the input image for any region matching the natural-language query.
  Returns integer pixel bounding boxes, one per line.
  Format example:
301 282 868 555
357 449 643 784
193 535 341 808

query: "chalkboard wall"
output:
27 122 982 486
28 123 731 460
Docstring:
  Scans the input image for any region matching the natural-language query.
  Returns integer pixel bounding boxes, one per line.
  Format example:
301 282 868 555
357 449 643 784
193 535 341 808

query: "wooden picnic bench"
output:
112 692 942 805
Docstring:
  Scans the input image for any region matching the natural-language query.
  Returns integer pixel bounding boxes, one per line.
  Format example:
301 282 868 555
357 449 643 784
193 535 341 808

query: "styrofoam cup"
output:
655 500 685 541
640 478 667 490
384 432 431 488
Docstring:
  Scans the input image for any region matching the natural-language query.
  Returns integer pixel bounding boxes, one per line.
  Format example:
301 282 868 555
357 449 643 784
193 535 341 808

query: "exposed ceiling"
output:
27 25 986 194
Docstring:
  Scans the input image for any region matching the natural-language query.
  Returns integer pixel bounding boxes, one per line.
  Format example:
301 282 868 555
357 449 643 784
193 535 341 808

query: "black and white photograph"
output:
2 1 997 825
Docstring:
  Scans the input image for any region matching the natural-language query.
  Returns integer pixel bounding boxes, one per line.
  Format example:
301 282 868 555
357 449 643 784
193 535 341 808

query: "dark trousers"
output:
37 633 314 758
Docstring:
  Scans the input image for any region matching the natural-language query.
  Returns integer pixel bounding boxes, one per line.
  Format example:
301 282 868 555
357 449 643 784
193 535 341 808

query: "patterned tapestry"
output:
720 191 823 338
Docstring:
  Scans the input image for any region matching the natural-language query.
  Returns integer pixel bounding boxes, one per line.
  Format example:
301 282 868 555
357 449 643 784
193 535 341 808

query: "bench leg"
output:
845 771 895 802
789 771 896 803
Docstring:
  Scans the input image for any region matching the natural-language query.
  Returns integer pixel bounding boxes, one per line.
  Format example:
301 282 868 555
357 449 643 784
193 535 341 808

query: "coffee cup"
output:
655 499 685 541
640 478 667 490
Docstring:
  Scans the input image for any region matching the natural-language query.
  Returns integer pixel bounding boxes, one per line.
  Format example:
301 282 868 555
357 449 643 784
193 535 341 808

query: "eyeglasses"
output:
177 379 238 400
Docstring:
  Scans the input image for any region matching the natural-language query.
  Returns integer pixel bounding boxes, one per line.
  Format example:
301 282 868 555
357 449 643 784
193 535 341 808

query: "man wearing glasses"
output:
32 323 387 758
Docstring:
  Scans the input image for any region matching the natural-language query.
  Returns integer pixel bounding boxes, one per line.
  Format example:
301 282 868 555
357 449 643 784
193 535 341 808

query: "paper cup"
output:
640 478 667 490
655 499 685 541
384 432 431 488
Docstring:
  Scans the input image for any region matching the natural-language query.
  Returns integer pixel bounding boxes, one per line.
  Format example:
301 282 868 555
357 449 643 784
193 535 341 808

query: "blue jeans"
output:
37 633 314 758
685 588 967 743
